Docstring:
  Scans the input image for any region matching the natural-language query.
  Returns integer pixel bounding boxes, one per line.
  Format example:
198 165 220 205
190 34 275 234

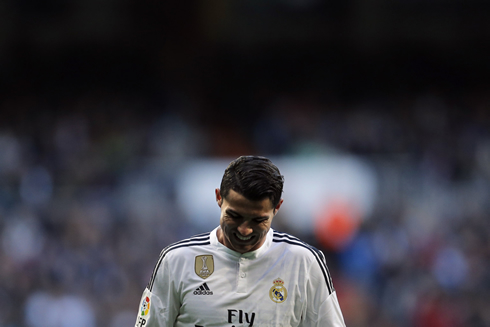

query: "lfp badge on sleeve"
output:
195 255 214 279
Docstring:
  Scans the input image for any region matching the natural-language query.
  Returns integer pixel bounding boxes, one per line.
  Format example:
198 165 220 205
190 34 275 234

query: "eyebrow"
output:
225 209 269 220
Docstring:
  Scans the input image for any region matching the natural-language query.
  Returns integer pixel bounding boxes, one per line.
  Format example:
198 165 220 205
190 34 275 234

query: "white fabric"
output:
135 227 346 327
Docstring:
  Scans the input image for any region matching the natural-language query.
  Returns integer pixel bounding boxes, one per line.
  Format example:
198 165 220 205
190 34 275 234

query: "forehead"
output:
223 189 274 213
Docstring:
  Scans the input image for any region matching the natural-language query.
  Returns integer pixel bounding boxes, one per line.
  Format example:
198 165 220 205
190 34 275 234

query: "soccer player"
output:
135 156 346 327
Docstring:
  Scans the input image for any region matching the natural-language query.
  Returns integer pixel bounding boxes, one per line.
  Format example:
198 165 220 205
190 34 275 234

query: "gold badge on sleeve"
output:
195 255 214 279
269 278 288 303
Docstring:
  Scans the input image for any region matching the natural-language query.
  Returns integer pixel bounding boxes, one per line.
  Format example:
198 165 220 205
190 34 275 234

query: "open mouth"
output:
235 233 254 242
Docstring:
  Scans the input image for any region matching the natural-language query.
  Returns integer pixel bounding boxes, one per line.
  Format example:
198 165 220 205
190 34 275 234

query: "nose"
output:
237 221 253 236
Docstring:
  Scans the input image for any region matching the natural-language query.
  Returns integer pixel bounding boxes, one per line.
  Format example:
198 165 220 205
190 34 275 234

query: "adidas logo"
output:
193 282 213 295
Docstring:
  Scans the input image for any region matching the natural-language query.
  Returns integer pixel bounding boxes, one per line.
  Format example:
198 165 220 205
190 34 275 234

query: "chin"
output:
235 244 256 253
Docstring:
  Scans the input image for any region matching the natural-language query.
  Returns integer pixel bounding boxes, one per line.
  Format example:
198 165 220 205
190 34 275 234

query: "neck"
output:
216 227 224 245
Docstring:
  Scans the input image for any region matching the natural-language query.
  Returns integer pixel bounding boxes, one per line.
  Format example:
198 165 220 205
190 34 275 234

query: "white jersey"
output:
135 227 346 327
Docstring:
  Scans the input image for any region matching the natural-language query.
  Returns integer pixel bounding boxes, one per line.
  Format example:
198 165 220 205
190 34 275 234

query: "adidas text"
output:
194 283 213 295
193 290 213 295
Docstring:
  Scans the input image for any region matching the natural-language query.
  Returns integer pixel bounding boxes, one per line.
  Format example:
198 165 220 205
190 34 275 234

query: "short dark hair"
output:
220 156 284 208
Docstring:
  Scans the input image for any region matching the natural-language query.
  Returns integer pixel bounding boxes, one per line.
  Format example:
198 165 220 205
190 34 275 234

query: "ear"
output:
215 188 222 207
273 199 284 215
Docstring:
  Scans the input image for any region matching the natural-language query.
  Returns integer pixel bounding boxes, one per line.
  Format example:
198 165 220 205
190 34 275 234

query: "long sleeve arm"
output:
135 255 180 327
302 251 346 327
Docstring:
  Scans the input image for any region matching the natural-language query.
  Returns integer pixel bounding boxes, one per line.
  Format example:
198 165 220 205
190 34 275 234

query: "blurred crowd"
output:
0 86 490 327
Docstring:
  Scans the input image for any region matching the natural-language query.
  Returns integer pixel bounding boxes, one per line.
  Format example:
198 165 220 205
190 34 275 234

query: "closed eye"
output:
225 209 241 219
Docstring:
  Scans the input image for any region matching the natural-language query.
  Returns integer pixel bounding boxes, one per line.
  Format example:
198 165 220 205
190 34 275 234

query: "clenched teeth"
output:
236 234 252 241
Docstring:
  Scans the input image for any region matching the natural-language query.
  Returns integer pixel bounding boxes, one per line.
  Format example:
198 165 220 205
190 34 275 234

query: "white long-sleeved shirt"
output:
135 227 346 327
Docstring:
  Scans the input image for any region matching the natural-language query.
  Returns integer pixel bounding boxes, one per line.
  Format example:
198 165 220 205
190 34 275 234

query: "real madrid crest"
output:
269 278 288 303
195 255 214 279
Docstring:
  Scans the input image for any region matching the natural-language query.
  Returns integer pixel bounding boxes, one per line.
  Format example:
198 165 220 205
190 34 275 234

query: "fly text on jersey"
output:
194 309 256 327
228 309 255 326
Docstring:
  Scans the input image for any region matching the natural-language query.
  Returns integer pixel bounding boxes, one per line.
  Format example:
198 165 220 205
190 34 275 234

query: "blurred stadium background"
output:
1 1 490 326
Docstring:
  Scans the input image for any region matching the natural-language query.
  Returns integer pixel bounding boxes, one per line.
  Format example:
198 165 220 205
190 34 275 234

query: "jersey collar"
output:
210 226 273 259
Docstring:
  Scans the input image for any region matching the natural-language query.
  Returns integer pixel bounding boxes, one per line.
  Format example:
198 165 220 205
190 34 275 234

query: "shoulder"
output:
146 232 212 291
272 230 324 259
159 232 212 258
272 230 335 294
158 232 211 262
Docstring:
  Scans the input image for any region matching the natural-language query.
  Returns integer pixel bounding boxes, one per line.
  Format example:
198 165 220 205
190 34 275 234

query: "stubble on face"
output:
216 189 282 254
